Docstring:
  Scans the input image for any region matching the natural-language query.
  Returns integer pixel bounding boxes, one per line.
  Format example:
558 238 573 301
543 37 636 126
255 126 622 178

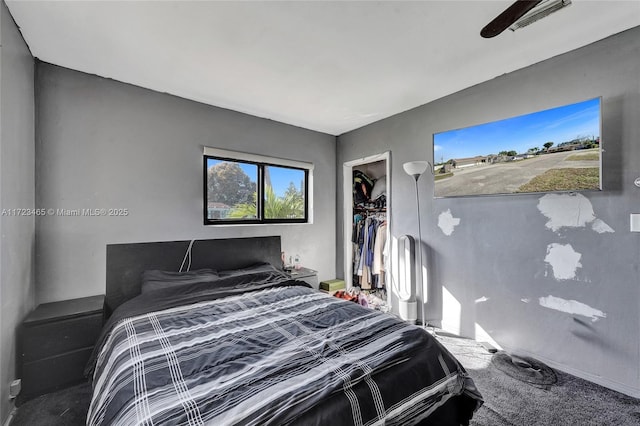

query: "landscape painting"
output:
433 97 602 198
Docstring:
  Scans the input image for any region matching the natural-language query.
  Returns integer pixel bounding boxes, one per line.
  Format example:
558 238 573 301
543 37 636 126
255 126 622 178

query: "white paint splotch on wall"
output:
539 295 607 322
438 209 460 236
591 218 615 234
537 193 613 233
544 243 582 280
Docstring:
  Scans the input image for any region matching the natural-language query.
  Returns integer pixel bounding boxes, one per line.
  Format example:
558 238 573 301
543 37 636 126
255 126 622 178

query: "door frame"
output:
342 151 391 292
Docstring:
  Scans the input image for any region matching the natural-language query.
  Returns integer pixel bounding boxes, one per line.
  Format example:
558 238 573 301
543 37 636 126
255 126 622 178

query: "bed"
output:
86 236 482 425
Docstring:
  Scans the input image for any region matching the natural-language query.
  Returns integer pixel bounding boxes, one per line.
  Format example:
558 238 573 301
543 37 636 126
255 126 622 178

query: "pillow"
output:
370 175 386 200
141 268 220 293
218 262 282 277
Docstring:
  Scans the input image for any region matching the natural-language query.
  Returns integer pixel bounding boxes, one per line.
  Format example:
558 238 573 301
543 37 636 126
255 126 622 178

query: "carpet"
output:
436 334 640 426
11 382 90 426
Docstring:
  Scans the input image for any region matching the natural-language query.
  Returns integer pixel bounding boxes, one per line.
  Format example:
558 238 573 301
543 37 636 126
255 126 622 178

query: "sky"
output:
206 159 303 197
433 97 601 163
266 166 304 196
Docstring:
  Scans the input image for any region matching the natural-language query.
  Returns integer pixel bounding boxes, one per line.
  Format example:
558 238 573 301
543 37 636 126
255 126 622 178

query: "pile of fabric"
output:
333 289 389 313
353 170 386 209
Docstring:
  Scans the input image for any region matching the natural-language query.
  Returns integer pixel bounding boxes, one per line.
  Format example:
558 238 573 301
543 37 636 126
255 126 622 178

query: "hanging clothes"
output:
372 223 387 288
353 213 386 290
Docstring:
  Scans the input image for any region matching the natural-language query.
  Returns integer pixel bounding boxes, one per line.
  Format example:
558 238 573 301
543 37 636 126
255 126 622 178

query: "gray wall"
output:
0 1 36 422
35 63 336 304
337 26 640 397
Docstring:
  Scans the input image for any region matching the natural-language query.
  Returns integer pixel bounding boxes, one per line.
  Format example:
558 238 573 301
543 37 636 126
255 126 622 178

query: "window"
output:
204 148 311 225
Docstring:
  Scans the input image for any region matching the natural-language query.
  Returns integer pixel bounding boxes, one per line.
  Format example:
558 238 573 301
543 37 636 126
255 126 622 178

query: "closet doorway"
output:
343 152 391 307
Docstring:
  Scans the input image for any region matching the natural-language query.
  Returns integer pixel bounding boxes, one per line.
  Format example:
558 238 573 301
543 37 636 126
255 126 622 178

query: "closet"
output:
343 152 390 311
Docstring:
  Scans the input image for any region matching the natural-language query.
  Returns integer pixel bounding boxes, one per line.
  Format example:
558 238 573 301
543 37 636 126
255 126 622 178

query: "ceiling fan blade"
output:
481 0 544 38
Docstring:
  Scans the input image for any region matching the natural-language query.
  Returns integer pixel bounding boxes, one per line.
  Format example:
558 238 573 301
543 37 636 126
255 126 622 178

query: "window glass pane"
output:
264 165 306 220
206 158 257 220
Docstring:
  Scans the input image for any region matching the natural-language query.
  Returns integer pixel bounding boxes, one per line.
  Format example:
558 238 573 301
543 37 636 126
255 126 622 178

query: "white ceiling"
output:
5 1 640 135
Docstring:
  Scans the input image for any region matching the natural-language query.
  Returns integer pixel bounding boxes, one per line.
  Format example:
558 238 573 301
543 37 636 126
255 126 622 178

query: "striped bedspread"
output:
87 273 482 425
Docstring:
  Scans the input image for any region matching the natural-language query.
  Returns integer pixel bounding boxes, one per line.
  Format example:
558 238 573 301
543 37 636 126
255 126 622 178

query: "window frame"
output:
203 148 312 226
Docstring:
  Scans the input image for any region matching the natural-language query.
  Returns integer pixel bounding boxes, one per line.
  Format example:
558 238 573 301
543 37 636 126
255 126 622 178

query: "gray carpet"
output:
10 335 640 425
12 382 90 426
435 334 640 426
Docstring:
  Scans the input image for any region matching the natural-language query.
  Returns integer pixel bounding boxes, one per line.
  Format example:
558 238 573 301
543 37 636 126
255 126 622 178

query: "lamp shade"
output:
403 161 430 177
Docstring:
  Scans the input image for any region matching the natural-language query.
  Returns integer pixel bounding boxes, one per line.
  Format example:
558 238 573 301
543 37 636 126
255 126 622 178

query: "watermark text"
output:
1 208 129 217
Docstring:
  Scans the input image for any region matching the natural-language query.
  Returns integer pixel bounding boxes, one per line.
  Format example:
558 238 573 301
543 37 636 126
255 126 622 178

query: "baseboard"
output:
500 345 640 399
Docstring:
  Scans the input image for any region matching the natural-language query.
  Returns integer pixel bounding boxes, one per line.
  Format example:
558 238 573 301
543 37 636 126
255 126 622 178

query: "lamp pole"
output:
403 161 430 329
412 174 426 328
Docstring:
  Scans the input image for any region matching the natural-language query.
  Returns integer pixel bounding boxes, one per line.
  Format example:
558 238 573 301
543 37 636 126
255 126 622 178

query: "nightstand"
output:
17 295 105 403
287 267 319 289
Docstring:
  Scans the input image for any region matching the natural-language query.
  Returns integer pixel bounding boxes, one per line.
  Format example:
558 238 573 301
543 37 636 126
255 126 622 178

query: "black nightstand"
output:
17 295 105 403
287 267 319 289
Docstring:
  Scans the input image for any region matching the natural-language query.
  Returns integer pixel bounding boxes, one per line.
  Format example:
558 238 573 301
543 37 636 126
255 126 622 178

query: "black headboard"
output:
105 236 282 316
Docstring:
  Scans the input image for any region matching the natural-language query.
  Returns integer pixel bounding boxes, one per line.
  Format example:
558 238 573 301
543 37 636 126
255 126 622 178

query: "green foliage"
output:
227 192 258 219
207 162 256 206
265 185 304 219
543 141 554 150
228 185 304 219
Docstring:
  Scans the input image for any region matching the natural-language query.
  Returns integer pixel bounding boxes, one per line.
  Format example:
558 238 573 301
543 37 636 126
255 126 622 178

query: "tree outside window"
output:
205 157 307 224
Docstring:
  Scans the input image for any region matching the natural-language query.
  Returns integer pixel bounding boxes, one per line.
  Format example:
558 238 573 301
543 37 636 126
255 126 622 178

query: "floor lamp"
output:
403 161 431 328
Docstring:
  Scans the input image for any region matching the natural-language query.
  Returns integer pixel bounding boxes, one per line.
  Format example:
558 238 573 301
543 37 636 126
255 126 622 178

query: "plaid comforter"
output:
86 271 482 425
